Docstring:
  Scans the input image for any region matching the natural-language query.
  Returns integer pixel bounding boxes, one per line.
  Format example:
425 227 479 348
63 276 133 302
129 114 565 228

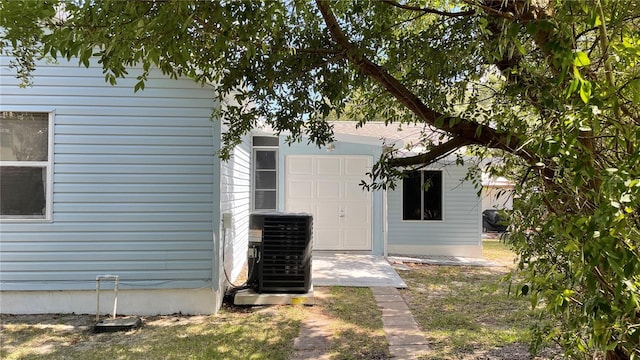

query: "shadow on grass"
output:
398 264 546 360
1 307 302 360
322 286 391 360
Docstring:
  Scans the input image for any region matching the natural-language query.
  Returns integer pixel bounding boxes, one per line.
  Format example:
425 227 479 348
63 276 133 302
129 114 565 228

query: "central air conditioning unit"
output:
247 212 313 293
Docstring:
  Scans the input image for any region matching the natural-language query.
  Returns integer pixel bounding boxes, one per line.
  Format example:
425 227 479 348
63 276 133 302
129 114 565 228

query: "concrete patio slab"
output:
313 254 407 288
233 288 315 306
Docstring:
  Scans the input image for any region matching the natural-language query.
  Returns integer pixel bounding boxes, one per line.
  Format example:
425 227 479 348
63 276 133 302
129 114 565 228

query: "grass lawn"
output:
482 237 518 267
2 240 556 360
0 287 388 360
1 305 304 360
322 286 390 359
397 239 558 360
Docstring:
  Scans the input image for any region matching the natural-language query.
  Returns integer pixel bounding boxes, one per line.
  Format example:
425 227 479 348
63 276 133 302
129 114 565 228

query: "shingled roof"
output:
330 121 445 149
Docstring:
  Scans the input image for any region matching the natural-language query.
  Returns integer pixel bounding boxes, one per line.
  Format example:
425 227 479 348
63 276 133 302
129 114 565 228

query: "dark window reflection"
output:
0 166 46 217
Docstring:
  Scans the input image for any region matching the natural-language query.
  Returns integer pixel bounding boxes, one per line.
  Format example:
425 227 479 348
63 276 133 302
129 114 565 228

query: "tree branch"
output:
378 0 476 17
316 0 531 165
388 137 471 167
460 0 515 20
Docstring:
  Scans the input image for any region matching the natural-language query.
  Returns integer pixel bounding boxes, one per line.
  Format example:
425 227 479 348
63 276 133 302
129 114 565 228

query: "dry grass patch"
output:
1 287 389 360
1 305 303 360
322 286 390 360
482 238 518 267
397 240 559 360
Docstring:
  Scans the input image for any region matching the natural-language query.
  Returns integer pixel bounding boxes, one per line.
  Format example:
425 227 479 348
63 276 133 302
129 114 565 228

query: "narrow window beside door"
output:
402 170 443 221
252 136 278 210
0 111 52 220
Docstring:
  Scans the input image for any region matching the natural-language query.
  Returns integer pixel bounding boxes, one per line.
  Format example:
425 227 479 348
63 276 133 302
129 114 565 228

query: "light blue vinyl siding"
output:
387 160 482 248
1 57 218 291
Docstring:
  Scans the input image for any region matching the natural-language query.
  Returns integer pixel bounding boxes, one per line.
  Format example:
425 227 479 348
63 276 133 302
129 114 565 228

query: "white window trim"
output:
401 169 445 223
0 110 54 222
251 138 278 211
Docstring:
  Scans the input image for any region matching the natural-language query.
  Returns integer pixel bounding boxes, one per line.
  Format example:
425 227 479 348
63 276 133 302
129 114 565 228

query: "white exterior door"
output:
285 155 372 251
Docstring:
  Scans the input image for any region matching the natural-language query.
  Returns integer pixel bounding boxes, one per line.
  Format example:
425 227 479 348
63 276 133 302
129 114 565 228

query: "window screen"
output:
253 148 277 210
0 112 50 219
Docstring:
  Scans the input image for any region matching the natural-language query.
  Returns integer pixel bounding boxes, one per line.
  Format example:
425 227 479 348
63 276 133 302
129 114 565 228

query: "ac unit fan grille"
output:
258 215 312 293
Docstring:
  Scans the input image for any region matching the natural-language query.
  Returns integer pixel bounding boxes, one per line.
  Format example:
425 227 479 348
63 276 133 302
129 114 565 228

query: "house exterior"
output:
282 122 482 258
0 56 250 315
0 55 481 315
481 174 515 211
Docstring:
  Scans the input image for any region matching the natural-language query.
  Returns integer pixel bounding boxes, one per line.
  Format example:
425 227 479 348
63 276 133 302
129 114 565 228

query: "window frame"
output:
251 135 279 211
0 108 54 222
401 169 444 222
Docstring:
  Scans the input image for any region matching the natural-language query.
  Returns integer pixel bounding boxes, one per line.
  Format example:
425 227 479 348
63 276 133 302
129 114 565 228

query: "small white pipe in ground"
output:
95 275 120 322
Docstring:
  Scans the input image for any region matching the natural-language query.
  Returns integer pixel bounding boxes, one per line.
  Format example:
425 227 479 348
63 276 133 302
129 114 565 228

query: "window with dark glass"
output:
253 136 278 210
402 170 443 221
0 112 50 219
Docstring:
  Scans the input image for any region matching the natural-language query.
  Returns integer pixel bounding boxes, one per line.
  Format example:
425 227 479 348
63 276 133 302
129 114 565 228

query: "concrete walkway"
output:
293 254 500 359
291 286 428 360
290 288 334 360
373 286 429 359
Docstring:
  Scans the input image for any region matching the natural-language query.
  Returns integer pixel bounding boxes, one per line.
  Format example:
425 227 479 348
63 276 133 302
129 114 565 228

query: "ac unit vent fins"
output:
248 213 312 293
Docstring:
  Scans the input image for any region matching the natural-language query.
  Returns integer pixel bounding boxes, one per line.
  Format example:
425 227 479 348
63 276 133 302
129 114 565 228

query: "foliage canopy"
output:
1 0 639 358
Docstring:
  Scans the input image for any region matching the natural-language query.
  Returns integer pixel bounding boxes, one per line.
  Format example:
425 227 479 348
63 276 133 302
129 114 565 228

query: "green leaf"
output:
134 80 145 92
580 80 592 103
566 78 579 97
573 51 591 67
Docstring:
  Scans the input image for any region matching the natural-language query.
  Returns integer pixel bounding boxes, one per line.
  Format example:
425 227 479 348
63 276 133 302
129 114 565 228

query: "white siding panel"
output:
1 55 217 292
387 161 482 256
219 135 252 285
